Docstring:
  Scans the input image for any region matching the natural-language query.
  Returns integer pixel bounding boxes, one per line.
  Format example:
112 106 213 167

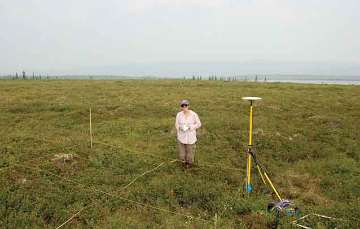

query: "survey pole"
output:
247 101 253 191
242 97 262 192
90 108 93 149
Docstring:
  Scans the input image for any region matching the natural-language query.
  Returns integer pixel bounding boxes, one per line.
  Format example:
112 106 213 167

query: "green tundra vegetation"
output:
0 79 359 228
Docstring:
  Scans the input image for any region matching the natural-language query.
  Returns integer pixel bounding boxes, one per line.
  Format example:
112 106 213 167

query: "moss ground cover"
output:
0 79 359 228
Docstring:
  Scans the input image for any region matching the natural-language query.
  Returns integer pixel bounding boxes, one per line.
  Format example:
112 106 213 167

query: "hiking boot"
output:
188 163 195 169
181 162 187 171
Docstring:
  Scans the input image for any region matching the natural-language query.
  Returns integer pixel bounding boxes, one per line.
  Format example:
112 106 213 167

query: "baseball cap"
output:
181 99 190 106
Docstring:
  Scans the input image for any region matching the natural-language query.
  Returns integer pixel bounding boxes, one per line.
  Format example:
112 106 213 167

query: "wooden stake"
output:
90 108 93 149
214 213 217 229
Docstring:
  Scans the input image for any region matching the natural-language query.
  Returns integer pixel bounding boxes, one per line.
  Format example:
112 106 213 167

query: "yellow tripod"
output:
242 97 282 201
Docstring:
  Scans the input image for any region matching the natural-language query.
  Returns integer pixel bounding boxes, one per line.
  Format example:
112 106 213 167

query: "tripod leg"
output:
264 172 282 201
250 151 266 185
250 151 282 201
256 164 267 185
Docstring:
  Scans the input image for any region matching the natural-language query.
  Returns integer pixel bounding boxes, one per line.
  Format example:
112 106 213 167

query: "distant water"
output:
267 79 360 85
254 75 360 85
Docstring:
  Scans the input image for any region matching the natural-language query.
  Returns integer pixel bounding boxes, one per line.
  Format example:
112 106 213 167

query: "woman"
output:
175 99 201 171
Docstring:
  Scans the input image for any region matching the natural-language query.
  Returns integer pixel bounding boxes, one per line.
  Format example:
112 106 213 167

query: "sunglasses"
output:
181 104 188 107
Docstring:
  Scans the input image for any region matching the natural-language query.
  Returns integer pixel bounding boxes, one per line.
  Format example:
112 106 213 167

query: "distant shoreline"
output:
1 75 360 85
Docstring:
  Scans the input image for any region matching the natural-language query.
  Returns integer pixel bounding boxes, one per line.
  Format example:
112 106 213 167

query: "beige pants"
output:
178 140 196 163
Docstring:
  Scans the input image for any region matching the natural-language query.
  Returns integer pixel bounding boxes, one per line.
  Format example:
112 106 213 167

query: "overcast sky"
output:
0 0 359 75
